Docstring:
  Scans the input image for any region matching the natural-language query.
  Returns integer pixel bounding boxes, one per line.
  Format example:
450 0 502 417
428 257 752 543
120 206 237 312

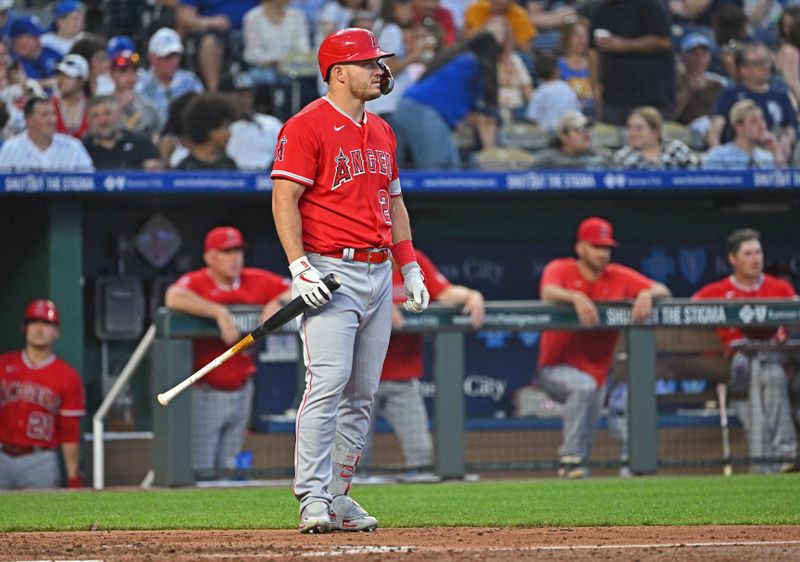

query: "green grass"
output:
1 475 798 532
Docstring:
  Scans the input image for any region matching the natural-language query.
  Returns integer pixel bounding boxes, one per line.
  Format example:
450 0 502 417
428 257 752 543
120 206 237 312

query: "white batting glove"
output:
289 256 332 309
401 263 429 313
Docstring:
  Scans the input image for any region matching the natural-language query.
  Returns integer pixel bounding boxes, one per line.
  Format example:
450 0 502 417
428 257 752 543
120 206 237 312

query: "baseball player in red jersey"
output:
537 217 670 478
271 28 429 533
693 228 798 473
165 226 291 476
0 300 86 489
361 250 484 482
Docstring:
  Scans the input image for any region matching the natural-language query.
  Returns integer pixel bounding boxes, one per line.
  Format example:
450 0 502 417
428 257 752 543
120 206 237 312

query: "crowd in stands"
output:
0 0 799 171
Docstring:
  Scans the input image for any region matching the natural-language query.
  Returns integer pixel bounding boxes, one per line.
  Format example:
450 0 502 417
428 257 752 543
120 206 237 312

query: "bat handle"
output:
321 273 342 292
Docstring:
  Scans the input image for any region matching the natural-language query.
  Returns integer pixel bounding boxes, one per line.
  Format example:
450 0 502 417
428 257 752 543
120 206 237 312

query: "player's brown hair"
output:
727 228 761 255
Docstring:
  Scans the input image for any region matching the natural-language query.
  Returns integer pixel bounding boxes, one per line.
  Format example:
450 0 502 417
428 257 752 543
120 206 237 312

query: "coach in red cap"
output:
0 299 86 490
535 217 670 479
165 226 292 478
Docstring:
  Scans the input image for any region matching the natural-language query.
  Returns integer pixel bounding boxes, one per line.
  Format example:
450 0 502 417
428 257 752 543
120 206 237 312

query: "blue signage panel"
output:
3 170 800 194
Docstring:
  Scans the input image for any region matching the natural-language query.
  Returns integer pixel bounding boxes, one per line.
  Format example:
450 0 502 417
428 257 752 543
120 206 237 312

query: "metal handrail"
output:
92 324 157 490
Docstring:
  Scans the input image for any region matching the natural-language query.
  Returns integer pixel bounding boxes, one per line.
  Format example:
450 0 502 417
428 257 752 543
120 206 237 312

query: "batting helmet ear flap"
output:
378 61 394 95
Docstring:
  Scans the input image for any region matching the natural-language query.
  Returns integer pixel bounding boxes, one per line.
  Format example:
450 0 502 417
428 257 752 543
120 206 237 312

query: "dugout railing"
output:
149 298 800 486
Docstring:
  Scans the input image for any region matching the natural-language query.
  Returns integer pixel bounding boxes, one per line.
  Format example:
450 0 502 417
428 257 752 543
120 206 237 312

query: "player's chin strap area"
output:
378 61 394 96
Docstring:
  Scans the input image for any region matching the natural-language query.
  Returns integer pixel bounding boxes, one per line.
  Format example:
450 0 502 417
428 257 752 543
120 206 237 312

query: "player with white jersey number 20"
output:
271 27 429 534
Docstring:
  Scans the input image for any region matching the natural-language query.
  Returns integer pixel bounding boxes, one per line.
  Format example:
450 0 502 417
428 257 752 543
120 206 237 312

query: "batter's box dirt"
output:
3 526 800 561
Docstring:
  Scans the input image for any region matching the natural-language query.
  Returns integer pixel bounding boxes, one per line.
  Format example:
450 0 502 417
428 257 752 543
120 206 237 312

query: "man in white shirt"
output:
0 96 94 171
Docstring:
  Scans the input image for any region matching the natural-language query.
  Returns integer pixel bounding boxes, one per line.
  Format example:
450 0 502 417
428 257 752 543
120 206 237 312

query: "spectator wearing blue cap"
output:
673 32 727 132
110 49 161 139
42 1 86 56
9 15 62 87
106 35 136 60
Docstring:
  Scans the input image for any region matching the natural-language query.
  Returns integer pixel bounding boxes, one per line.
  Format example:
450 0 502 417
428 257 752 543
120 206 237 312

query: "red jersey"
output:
537 259 655 385
382 251 451 381
0 351 85 448
53 96 89 139
693 274 797 352
171 267 290 390
270 97 401 254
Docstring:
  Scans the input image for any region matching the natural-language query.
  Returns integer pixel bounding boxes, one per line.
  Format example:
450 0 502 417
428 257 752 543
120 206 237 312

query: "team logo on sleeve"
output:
275 136 287 162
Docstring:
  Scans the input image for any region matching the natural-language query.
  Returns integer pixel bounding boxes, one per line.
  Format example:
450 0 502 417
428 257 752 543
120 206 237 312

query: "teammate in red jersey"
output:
536 217 670 478
0 299 86 489
693 228 798 473
361 250 485 483
271 28 429 533
165 226 291 477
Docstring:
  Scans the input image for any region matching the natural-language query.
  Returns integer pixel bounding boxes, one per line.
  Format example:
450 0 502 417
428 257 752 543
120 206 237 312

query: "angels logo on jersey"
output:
331 147 393 190
275 136 287 162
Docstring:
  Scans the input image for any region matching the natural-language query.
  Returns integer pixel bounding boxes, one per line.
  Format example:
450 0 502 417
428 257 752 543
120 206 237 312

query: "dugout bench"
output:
150 299 800 486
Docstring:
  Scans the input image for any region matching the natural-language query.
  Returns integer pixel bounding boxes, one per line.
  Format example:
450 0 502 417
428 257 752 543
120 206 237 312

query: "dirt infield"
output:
4 526 800 561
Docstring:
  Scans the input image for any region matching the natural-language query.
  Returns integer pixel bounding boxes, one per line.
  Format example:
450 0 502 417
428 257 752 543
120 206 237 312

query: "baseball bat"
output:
156 273 341 406
716 382 732 476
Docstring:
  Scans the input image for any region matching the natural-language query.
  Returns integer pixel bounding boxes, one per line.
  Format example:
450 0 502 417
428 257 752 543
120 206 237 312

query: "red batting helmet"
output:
318 27 394 82
24 299 60 325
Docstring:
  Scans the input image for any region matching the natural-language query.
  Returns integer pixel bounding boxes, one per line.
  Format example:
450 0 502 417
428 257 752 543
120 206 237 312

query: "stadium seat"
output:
474 147 536 170
499 122 552 151
663 121 692 145
591 123 624 150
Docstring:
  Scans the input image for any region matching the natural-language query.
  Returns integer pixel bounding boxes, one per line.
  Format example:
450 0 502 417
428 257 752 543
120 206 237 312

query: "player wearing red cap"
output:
0 299 86 489
165 226 291 477
693 228 798 473
271 27 428 533
536 217 670 478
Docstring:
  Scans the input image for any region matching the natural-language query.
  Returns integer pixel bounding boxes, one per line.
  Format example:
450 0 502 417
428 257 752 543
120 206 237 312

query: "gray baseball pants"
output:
361 378 434 470
293 255 392 511
738 356 797 473
191 377 254 473
0 449 59 489
538 365 606 462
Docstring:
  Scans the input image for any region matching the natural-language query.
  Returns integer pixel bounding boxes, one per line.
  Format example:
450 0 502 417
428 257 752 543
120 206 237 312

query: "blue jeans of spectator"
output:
393 97 459 169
